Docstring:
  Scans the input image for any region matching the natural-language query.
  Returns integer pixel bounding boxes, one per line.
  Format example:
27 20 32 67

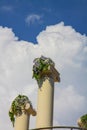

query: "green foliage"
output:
9 95 31 127
9 111 15 127
32 56 55 84
81 114 87 128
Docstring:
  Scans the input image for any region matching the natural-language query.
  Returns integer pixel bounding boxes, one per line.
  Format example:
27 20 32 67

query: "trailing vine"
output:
32 56 55 84
9 95 31 127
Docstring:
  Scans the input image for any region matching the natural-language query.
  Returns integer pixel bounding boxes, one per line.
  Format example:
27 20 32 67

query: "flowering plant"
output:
32 56 55 84
9 95 31 127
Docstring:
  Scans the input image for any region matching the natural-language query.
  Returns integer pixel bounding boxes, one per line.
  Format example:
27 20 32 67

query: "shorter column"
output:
9 95 36 130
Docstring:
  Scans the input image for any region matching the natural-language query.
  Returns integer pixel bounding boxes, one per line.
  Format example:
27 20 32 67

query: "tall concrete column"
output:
32 56 60 129
9 95 36 130
36 66 60 128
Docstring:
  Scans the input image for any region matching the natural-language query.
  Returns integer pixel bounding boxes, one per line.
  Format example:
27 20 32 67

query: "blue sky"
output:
0 0 87 43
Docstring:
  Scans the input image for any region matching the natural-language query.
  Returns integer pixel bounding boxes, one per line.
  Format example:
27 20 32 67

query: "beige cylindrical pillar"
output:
14 103 36 130
36 77 54 128
36 66 60 129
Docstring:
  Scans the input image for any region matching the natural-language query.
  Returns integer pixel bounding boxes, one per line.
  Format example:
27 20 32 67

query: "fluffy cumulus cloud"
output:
0 22 87 130
54 86 86 126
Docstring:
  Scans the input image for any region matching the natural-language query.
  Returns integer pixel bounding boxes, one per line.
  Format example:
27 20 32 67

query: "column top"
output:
32 55 60 83
9 95 36 127
25 103 36 116
41 65 60 82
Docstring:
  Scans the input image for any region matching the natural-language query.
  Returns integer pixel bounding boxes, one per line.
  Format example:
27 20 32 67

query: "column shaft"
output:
36 77 54 128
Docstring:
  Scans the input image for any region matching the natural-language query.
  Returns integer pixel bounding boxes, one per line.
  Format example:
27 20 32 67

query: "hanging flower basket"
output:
9 95 32 127
32 56 55 84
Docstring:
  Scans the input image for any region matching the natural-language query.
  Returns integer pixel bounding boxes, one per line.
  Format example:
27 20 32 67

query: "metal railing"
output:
29 126 87 130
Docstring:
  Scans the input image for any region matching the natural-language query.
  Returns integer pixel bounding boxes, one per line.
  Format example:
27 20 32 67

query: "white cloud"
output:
0 22 87 130
54 86 86 126
37 22 87 69
25 14 42 25
1 5 13 12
